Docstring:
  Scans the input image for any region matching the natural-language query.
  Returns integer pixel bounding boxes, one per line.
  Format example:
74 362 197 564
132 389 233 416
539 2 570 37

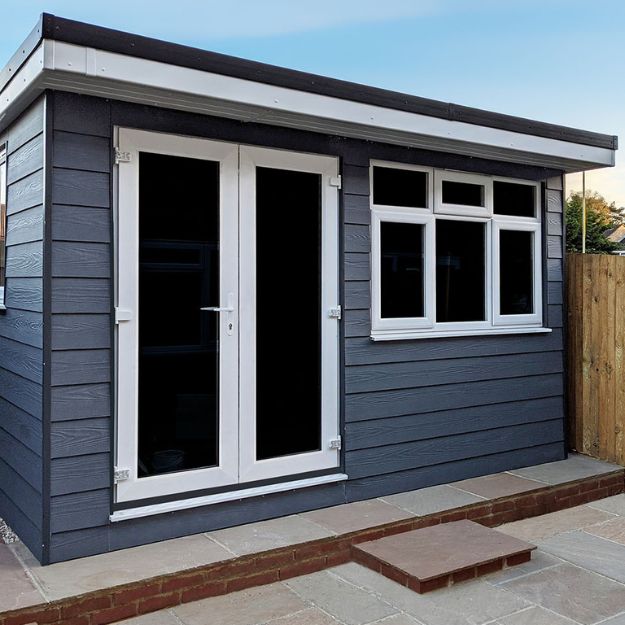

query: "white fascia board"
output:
3 40 614 172
0 43 45 129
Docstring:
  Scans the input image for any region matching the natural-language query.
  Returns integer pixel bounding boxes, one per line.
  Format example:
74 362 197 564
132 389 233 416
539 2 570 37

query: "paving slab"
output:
588 494 625 516
495 606 578 624
329 563 472 625
302 499 413 534
381 484 485 516
0 543 45 611
207 514 334 556
586 516 625 545
173 582 306 625
508 453 621 485
353 520 534 591
539 530 625 584
14 534 232 601
486 550 563 585
285 569 398 625
500 562 625 624
370 614 424 625
268 607 344 625
496 504 614 542
596 612 625 624
452 473 544 499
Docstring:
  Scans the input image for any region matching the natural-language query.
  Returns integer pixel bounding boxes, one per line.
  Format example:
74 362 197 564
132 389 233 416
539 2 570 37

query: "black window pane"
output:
436 220 485 322
500 230 534 315
373 166 428 208
442 181 484 207
256 167 321 461
494 181 536 217
381 222 424 318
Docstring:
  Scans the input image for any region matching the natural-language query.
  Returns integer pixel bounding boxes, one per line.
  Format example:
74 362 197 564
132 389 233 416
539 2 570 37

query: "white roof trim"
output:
0 40 615 172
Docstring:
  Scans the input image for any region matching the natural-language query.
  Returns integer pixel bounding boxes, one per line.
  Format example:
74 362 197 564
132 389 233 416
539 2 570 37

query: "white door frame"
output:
238 146 340 482
115 128 240 503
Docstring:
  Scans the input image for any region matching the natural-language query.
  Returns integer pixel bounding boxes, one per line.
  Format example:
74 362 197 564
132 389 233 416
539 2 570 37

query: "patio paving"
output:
116 491 625 625
0 453 622 625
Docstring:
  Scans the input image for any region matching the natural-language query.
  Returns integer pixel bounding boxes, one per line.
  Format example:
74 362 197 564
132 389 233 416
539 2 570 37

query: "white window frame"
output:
370 164 547 341
435 170 492 218
0 146 6 308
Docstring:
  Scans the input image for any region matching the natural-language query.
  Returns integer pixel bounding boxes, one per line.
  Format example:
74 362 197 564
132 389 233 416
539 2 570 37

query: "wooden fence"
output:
567 253 625 464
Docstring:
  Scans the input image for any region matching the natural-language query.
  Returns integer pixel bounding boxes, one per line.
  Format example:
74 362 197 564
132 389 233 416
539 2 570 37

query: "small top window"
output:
493 180 536 217
372 165 429 208
442 180 484 207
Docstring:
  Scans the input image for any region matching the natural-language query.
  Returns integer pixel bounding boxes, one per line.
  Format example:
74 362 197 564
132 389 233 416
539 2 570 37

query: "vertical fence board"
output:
568 253 625 465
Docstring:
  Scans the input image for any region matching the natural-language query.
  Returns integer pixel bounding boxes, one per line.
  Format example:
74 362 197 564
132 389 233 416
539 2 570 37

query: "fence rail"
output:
567 252 625 465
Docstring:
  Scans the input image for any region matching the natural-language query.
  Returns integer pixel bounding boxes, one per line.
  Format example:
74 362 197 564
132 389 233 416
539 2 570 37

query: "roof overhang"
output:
0 17 617 173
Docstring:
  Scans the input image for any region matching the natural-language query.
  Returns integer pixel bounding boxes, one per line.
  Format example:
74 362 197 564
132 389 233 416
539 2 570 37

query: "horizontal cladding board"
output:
345 442 565 501
51 417 110 458
547 259 563 282
345 328 563 366
0 458 41 527
547 213 563 236
548 305 563 328
7 205 44 246
548 235 563 259
0 432 42 495
51 349 110 386
6 133 43 185
548 282 563 305
0 488 42 560
52 169 110 207
51 241 110 278
53 130 111 172
50 488 110 533
345 253 370 281
345 281 370 311
53 93 112 137
5 240 43 278
52 205 111 242
51 313 110 350
0 396 42 453
5 99 44 154
50 452 110 496
0 366 42 417
547 189 563 213
345 396 564 451
346 373 563 421
6 277 43 312
345 350 563 394
51 278 111 314
344 310 370 338
344 195 370 225
51 382 110 421
345 418 564 479
344 224 370 254
0 309 43 348
0 334 42 383
7 169 44 214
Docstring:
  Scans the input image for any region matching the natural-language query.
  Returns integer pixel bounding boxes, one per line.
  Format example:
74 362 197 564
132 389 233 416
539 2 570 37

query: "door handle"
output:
200 306 234 312
200 293 235 335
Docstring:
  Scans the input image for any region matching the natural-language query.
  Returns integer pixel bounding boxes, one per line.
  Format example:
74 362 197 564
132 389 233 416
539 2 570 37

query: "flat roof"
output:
0 14 617 172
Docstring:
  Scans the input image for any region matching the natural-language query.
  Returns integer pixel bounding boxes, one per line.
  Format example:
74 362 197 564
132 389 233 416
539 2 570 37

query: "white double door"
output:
115 129 340 503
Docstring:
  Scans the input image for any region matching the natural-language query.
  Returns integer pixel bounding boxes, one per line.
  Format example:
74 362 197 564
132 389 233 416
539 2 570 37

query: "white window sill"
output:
370 326 552 341
110 473 348 522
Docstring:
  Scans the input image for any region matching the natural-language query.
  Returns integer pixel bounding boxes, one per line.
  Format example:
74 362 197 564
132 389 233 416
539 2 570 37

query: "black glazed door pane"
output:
137 152 220 477
500 230 534 314
255 167 322 461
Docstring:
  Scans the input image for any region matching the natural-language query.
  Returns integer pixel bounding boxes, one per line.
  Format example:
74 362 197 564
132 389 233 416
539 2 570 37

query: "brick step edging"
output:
1 470 622 625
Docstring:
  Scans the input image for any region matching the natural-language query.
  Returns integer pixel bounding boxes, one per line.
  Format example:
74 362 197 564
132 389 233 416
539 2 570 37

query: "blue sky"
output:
2 1 624 203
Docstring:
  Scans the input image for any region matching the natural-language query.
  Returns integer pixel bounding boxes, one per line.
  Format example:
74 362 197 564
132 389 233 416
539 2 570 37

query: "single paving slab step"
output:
352 519 536 593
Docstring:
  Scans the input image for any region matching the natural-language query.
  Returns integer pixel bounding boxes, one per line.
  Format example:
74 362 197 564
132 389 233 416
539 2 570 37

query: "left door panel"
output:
116 129 239 503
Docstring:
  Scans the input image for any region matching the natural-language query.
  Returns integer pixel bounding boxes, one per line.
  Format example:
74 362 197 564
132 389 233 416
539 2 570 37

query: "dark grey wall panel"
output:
0 367 42 417
0 309 43 347
345 396 564 451
43 92 567 563
5 241 43 277
346 374 563 421
6 206 44 246
0 460 42 527
5 277 43 312
0 336 42 383
0 430 42 493
51 278 110 313
51 418 110 458
346 419 564 479
7 169 44 214
7 134 44 185
0 397 42 454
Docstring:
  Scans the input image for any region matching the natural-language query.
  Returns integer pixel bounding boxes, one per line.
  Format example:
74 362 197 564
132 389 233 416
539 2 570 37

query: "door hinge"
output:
329 175 342 189
114 467 131 483
115 307 133 324
328 305 342 320
114 147 132 164
329 436 342 451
